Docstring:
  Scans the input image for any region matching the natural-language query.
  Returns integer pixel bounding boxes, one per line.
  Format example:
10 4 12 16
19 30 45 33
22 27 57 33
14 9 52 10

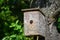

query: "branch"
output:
53 8 60 17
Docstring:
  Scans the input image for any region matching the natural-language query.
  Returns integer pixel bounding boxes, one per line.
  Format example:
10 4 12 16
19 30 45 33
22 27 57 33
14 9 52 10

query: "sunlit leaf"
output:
16 20 19 24
10 34 16 38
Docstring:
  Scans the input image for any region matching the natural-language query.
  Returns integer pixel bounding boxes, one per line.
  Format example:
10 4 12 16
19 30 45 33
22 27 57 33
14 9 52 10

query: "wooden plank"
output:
24 10 46 37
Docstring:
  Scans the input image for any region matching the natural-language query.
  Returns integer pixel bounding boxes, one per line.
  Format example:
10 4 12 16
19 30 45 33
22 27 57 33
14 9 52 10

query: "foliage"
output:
0 0 30 40
56 15 60 33
2 20 24 40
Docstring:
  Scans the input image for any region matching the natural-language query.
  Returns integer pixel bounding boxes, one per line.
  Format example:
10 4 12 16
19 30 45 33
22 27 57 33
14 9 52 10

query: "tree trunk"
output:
31 0 60 40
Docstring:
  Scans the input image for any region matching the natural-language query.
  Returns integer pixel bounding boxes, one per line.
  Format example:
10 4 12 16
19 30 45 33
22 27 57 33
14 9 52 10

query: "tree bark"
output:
31 0 60 40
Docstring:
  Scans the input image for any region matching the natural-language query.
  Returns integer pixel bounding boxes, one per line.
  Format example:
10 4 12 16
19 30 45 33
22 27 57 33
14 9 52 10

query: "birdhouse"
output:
22 8 46 37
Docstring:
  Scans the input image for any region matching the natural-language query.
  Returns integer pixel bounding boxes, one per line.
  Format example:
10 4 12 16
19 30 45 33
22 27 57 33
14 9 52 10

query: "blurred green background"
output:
0 0 31 40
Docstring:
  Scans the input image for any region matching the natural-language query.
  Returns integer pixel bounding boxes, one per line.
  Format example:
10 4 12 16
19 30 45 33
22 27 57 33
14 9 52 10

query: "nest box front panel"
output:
24 11 40 36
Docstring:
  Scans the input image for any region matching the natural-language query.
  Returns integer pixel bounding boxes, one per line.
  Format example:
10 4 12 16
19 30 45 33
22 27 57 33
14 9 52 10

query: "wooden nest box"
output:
22 8 46 37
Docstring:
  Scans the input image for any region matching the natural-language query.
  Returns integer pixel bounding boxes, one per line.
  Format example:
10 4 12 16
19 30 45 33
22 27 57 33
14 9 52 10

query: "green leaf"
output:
2 36 10 40
58 18 60 22
20 29 23 32
58 23 60 29
4 22 8 26
9 23 16 28
16 20 19 24
0 0 4 5
17 25 21 29
10 34 16 38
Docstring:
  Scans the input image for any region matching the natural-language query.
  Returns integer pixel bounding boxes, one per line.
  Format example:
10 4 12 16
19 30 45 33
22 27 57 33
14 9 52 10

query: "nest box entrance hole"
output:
30 20 33 24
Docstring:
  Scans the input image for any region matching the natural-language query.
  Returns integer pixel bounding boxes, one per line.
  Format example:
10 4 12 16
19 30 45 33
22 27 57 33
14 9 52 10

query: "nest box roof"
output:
21 8 45 16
